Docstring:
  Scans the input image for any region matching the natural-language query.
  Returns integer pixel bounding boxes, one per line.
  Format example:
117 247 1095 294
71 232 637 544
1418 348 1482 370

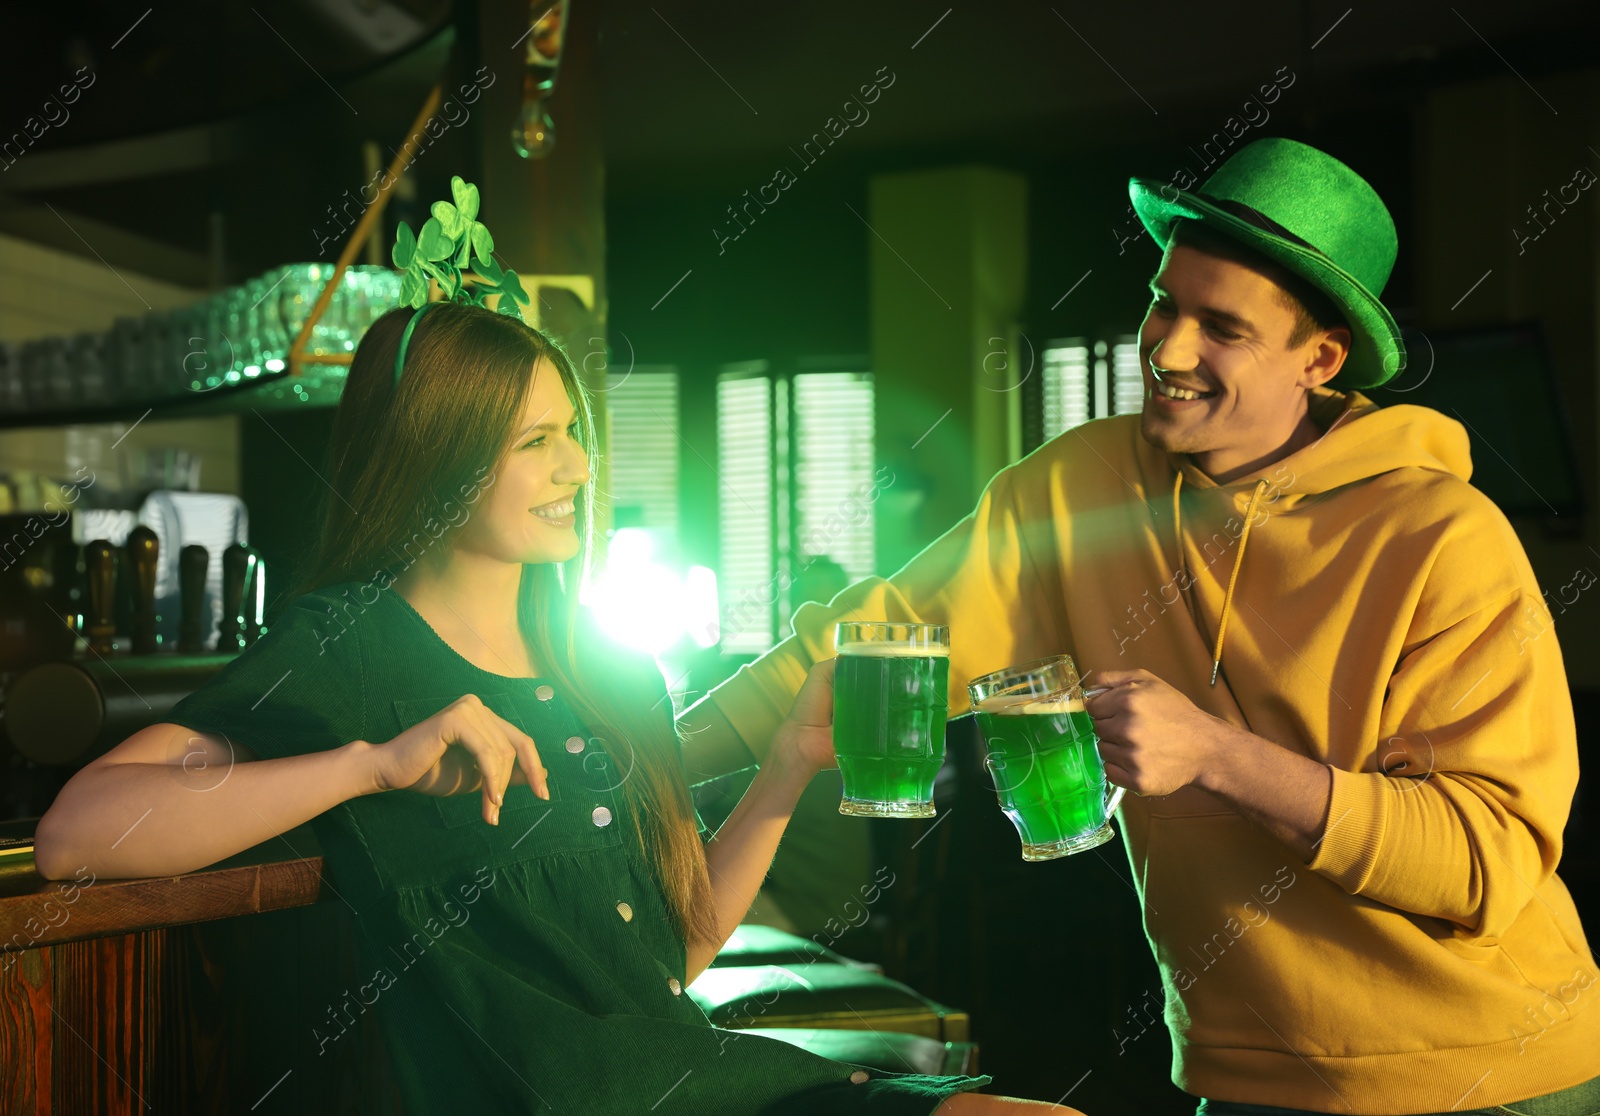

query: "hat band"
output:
1193 192 1325 257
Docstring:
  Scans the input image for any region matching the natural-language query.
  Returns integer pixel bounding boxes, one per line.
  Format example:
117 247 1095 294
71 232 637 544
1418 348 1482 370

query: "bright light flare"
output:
585 529 721 655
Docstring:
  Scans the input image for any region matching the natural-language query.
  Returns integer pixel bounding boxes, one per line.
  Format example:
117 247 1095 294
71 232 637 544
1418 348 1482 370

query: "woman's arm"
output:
685 739 815 982
679 463 1052 780
34 694 548 881
33 723 380 881
684 661 835 983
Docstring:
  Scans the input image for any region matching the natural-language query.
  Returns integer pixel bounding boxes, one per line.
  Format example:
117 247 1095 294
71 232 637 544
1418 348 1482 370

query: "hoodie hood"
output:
1158 388 1474 686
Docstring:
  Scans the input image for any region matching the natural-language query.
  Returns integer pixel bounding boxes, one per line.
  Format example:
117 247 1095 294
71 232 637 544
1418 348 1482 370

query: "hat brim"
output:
1128 177 1406 390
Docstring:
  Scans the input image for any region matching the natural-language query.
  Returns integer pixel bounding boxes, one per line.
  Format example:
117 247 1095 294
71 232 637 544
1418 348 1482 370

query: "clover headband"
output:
389 175 533 384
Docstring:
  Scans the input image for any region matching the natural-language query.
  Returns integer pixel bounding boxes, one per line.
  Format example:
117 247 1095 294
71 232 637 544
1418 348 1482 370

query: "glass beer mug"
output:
968 655 1124 860
832 622 951 818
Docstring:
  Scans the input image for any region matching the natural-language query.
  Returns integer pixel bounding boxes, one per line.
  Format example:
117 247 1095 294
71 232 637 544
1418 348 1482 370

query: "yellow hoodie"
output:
688 387 1600 1113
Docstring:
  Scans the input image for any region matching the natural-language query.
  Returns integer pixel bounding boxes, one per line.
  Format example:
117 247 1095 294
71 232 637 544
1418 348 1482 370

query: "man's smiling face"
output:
1137 222 1351 482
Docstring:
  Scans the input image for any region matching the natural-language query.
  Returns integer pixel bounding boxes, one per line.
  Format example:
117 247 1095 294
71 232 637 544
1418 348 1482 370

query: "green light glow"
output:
585 529 720 655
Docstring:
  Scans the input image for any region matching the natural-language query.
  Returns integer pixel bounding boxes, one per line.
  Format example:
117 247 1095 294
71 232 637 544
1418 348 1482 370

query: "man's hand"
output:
1085 668 1333 861
1083 668 1237 797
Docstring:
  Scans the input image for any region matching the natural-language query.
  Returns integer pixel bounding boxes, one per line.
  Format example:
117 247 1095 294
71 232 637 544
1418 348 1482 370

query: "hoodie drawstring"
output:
1172 472 1269 687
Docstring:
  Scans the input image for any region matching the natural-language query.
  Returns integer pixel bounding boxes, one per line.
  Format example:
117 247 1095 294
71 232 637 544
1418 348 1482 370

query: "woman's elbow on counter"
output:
31 810 79 881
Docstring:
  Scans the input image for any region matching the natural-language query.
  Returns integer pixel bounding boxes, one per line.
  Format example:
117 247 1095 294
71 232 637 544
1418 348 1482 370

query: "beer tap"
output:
219 542 251 653
179 544 210 654
84 539 117 656
243 546 267 647
127 526 161 654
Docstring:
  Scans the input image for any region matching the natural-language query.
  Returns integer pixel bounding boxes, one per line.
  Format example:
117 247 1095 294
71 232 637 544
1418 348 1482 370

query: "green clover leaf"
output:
450 176 480 224
474 251 505 284
393 221 417 270
491 273 530 318
432 199 467 240
501 270 531 306
399 268 426 308
418 216 454 262
471 222 495 267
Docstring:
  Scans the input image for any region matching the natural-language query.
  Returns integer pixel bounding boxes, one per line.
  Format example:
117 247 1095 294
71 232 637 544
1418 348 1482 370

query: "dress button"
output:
565 736 585 753
849 1070 870 1085
617 901 633 922
592 806 613 827
535 684 555 702
667 977 682 995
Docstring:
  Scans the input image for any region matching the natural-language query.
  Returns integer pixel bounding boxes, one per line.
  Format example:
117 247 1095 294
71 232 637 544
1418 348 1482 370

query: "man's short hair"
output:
1168 218 1348 351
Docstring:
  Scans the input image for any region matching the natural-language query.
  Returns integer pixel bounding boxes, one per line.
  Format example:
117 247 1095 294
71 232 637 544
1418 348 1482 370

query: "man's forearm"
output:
677 696 762 783
1196 725 1332 863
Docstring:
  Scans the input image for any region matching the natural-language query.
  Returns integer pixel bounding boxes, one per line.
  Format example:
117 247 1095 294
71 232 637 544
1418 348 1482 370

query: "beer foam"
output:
974 693 1085 715
836 641 951 658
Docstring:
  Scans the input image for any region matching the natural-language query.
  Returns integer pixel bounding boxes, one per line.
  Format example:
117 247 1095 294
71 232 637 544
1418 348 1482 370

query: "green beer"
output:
968 656 1124 860
833 624 951 818
974 696 1108 856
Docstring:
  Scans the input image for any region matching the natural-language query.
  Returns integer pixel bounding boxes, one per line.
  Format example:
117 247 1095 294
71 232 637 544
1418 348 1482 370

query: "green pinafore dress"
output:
167 583 989 1114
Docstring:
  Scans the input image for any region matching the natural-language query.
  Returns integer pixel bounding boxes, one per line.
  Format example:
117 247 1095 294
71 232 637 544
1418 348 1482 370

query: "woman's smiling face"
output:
454 357 591 567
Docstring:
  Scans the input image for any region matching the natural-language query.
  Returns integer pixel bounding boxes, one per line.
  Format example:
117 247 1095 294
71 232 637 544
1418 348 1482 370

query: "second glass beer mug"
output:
832 622 951 818
968 655 1125 860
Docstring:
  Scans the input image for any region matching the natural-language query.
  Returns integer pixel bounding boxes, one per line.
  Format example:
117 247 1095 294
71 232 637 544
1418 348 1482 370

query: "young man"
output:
678 138 1600 1114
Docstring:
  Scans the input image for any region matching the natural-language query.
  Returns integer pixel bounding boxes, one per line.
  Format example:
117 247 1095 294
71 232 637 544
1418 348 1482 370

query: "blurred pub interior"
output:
2 1 1600 1112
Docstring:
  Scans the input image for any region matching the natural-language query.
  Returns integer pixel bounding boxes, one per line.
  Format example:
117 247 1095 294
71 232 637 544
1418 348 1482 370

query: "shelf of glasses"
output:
0 263 396 428
183 362 352 416
0 365 353 429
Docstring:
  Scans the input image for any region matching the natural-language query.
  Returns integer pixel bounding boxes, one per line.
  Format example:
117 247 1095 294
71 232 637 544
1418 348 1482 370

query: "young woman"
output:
35 302 1082 1116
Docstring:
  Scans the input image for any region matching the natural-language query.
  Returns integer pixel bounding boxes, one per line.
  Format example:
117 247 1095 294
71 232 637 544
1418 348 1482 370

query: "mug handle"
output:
1103 781 1126 824
1081 687 1125 824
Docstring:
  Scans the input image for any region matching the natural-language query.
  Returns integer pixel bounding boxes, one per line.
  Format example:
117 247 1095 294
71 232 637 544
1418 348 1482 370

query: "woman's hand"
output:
766 658 838 782
366 694 549 825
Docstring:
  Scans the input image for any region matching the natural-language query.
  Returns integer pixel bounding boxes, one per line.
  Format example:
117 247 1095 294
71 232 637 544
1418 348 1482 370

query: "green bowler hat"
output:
1128 137 1406 390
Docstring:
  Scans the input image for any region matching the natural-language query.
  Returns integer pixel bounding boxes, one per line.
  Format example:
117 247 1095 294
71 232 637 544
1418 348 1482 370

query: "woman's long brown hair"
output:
298 301 717 946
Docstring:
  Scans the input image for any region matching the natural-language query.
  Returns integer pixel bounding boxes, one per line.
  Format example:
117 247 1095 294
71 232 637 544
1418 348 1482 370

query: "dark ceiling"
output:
3 0 1599 281
0 1 450 150
594 0 1596 180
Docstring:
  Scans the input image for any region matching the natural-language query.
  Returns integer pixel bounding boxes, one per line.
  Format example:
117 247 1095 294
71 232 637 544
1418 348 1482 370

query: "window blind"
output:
1111 334 1145 416
793 371 875 582
603 366 680 544
1042 338 1092 438
715 370 774 653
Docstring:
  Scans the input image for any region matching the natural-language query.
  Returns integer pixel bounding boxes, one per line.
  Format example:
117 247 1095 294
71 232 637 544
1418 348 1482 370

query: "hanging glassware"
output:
512 0 570 159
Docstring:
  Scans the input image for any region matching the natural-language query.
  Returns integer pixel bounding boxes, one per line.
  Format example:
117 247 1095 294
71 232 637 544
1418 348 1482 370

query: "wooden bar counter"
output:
0 827 405 1115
